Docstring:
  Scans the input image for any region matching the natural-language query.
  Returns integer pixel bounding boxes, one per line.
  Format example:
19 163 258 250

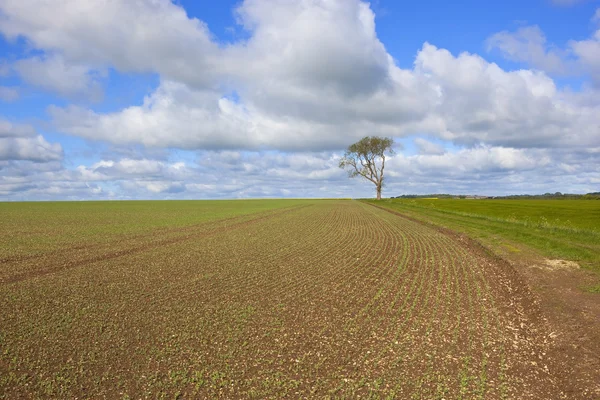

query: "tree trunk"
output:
376 184 382 200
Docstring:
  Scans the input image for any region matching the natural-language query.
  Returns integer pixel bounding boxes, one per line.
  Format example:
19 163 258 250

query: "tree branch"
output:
339 136 394 197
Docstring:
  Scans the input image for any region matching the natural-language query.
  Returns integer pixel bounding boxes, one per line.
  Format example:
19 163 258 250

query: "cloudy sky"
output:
1 0 599 200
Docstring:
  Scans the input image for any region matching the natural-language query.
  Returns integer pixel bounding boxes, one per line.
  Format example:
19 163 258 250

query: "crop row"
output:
0 200 563 398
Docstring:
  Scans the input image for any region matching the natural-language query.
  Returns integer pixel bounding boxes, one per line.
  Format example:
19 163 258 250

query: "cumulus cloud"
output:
0 119 35 137
1 144 597 201
229 0 390 97
49 82 265 150
0 159 101 200
569 30 600 81
76 158 192 182
0 0 599 199
0 0 220 88
412 44 600 149
388 146 549 178
0 135 63 162
0 175 105 200
3 0 598 153
0 86 18 102
0 150 350 200
487 18 600 83
0 118 63 163
382 145 599 196
14 55 103 99
48 42 600 152
486 26 571 75
414 138 445 155
48 78 430 151
0 61 10 77
33 0 596 154
123 180 186 194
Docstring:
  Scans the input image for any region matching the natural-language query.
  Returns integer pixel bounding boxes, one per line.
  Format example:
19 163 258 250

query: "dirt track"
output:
0 200 591 398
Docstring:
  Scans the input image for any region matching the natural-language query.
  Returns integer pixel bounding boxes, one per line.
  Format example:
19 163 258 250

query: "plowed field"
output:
0 200 582 398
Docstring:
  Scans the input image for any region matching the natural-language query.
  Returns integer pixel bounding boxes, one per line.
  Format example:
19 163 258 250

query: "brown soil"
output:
508 255 600 399
0 204 308 285
0 200 597 399
371 201 600 400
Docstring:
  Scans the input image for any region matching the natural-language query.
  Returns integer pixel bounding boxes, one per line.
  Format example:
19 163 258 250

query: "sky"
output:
0 0 599 200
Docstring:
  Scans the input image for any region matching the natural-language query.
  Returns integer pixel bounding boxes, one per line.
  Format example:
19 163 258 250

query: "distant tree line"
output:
391 194 456 199
391 192 600 200
491 192 600 200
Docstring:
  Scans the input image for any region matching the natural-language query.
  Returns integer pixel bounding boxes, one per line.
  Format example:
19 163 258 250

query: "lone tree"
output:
339 136 394 200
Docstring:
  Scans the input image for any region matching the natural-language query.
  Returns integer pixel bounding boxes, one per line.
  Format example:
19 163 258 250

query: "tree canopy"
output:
339 136 394 200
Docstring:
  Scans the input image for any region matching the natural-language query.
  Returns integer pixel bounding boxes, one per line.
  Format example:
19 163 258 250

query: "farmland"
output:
0 200 596 398
369 198 600 274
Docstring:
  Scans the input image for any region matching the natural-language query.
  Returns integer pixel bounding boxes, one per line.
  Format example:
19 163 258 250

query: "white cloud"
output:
3 0 597 153
0 119 35 137
0 0 599 199
48 42 600 152
388 146 549 178
35 1 597 154
486 26 571 75
133 181 185 194
0 135 63 162
414 43 600 149
14 55 103 99
229 0 390 96
0 86 18 102
0 0 219 88
0 150 350 200
49 81 268 150
0 60 10 77
569 30 600 81
382 145 598 196
49 79 424 151
0 167 107 199
2 144 597 201
77 158 194 181
0 118 63 163
414 138 445 155
487 17 600 83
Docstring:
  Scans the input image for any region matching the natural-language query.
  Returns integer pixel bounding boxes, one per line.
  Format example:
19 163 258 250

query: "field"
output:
371 199 600 275
0 200 596 398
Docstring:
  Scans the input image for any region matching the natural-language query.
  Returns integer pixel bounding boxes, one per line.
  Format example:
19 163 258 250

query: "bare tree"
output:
339 136 394 200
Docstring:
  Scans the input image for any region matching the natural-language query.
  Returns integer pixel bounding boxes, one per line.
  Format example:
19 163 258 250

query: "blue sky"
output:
1 0 599 200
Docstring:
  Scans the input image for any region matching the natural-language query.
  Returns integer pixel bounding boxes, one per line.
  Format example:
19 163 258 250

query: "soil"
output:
512 257 600 399
1 200 598 399
372 202 600 399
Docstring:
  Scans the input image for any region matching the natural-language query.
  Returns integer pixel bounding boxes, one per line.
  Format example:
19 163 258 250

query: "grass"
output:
366 198 600 273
